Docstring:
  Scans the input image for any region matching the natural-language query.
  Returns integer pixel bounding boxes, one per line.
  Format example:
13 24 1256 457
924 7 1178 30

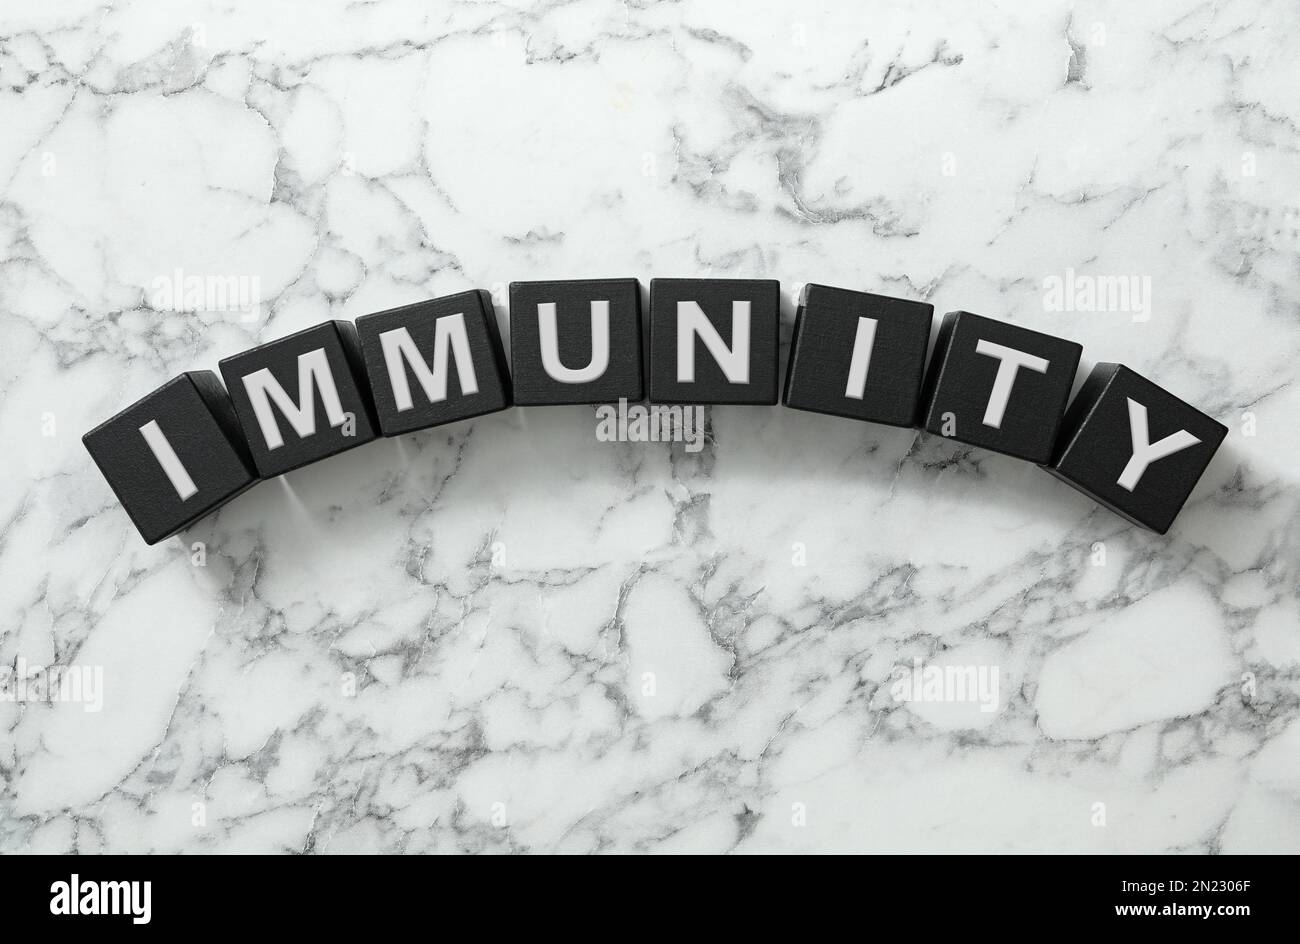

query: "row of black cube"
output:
83 278 1228 544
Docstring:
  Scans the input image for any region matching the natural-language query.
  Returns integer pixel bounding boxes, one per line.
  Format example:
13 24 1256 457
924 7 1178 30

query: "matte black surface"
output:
1047 363 1228 534
782 283 933 426
509 278 643 405
219 321 378 477
82 371 258 545
921 310 1082 463
648 278 780 404
355 291 511 436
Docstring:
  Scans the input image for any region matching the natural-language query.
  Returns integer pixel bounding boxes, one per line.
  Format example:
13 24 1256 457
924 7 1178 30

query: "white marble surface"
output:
2 0 1298 854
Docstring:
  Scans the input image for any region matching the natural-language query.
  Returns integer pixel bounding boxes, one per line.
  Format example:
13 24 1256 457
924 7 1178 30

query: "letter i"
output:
139 420 198 499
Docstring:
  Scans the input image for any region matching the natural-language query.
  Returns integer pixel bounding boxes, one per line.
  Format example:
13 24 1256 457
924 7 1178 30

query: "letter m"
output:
378 316 479 412
242 348 346 450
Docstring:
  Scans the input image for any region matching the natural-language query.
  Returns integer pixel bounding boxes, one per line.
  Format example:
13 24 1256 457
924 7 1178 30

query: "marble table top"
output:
1 0 1297 853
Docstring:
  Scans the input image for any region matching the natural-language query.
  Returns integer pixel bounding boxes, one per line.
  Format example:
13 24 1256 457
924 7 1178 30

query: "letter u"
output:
538 301 610 383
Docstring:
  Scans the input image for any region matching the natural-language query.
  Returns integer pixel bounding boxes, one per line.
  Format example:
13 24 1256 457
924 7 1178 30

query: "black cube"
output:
1047 363 1228 533
355 291 512 436
648 278 780 405
219 321 378 477
82 371 258 544
508 278 643 405
783 283 933 426
921 311 1082 463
